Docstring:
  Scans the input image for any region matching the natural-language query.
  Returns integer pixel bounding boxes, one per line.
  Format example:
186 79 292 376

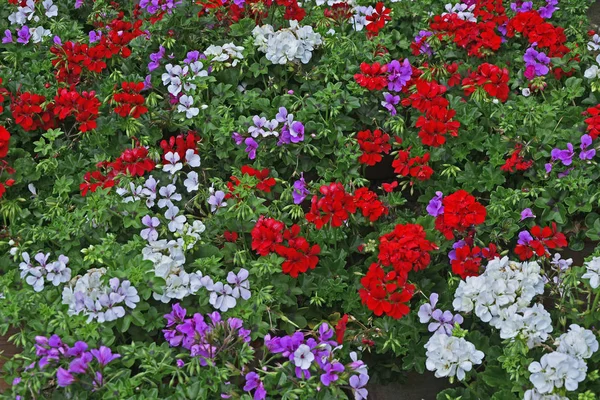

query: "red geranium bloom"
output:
251 216 285 256
358 263 415 319
462 63 510 102
160 131 201 162
354 62 388 91
392 150 411 176
0 126 10 158
11 92 56 132
353 187 388 222
275 226 321 277
435 190 487 240
408 153 434 181
357 129 391 166
382 181 398 193
378 223 438 277
584 105 600 140
501 144 533 173
402 79 449 112
113 82 148 119
365 2 391 36
335 314 349 344
306 183 357 229
451 243 498 279
415 106 460 147
224 231 239 242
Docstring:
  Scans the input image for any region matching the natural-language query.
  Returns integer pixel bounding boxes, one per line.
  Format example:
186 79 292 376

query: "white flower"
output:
177 95 199 119
30 26 51 43
424 334 484 381
117 280 140 309
184 149 201 167
293 344 315 370
42 0 58 18
209 282 237 312
584 55 600 80
582 256 600 289
158 184 182 208
141 215 160 242
45 255 71 286
522 88 531 97
588 34 600 51
183 171 199 192
555 324 599 360
165 206 186 233
8 0 35 26
19 252 33 279
25 267 45 292
227 268 251 300
163 152 183 175
253 22 322 65
528 352 587 394
142 175 159 207
524 389 568 400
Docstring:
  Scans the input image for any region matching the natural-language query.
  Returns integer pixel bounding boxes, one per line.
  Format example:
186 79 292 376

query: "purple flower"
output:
141 215 160 242
426 191 444 217
143 74 152 90
2 30 13 44
558 167 573 178
275 107 289 123
92 371 104 391
68 353 92 374
12 377 21 386
244 137 258 160
539 0 558 19
176 359 185 368
75 0 84 8
350 374 369 400
386 59 412 92
523 46 550 77
550 253 573 271
244 372 266 400
580 134 596 160
53 35 62 46
428 309 463 335
292 173 310 204
320 362 344 386
183 50 202 64
66 342 89 358
165 303 187 327
90 346 120 366
510 1 533 13
89 30 102 43
381 92 400 116
551 143 574 166
57 368 75 387
417 292 439 323
249 116 267 138
17 26 31 45
545 163 553 173
208 190 227 212
414 30 433 56
148 46 166 72
232 131 244 145
518 231 534 245
520 208 535 220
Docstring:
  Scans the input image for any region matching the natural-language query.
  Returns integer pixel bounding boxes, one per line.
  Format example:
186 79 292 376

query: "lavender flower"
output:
244 137 258 160
381 92 400 116
2 30 13 44
244 372 266 400
57 367 75 387
141 215 160 242
148 45 166 72
538 0 558 19
510 1 533 13
414 30 433 56
523 46 550 79
520 208 535 220
580 134 596 160
292 173 310 204
551 143 574 166
518 231 534 245
418 293 439 323
208 189 227 212
232 131 244 145
387 59 412 92
426 191 444 217
428 309 464 335
320 362 344 386
90 346 121 366
88 31 102 43
350 374 369 400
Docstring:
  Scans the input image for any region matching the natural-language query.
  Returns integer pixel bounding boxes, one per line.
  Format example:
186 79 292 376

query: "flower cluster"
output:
252 21 322 65
392 149 434 181
501 143 534 173
453 257 551 348
428 190 486 240
356 129 391 166
582 256 600 289
24 335 119 390
523 45 551 79
163 304 251 365
449 240 499 278
19 252 71 292
377 223 437 276
53 88 101 132
424 334 484 381
11 92 55 132
514 223 568 261
112 82 148 119
61 269 140 323
358 263 415 319
306 183 387 229
462 63 510 102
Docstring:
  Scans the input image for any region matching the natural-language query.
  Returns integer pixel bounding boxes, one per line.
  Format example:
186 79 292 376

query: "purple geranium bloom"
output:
523 46 550 77
244 137 258 160
580 134 596 160
176 359 185 368
243 372 266 400
183 50 202 64
417 292 439 323
165 303 187 327
292 173 310 204
558 167 574 178
426 191 444 217
350 374 369 400
520 208 535 220
382 92 400 116
57 368 75 387
539 0 558 19
75 0 84 8
68 353 92 374
2 30 13 44
89 30 102 43
66 341 89 358
510 1 533 13
208 190 227 212
320 362 344 386
428 309 463 335
387 59 412 92
518 231 534 245
53 36 62 46
414 30 433 56
232 131 244 145
275 107 289 123
148 45 165 72
90 346 120 366
545 162 553 173
551 143 574 166
17 26 31 45
248 116 267 138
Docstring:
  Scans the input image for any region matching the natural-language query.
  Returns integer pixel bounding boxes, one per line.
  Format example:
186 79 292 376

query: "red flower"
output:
224 231 239 242
110 145 156 177
435 190 486 240
462 63 510 102
378 223 437 277
11 92 56 132
53 89 101 133
382 181 398 193
160 131 201 162
451 243 498 279
402 79 449 112
357 129 391 166
353 187 388 222
392 150 411 176
275 233 320 277
0 126 10 158
354 62 388 91
416 106 459 147
365 2 391 36
113 82 148 118
251 216 285 256
501 144 533 173
408 153 434 180
306 183 356 229
358 263 415 319
584 105 600 140
335 314 349 344
515 223 567 261
80 170 116 197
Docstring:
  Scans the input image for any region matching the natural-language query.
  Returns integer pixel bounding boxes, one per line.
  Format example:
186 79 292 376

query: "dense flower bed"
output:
1 0 600 398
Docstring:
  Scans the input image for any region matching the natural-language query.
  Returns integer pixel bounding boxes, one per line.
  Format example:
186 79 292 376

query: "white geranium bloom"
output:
209 282 237 312
165 205 186 233
227 268 251 300
555 324 599 360
528 352 587 394
293 344 315 370
424 334 484 381
183 171 199 192
30 26 51 43
185 149 201 167
158 184 182 208
43 0 59 18
162 152 183 175
582 256 600 289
